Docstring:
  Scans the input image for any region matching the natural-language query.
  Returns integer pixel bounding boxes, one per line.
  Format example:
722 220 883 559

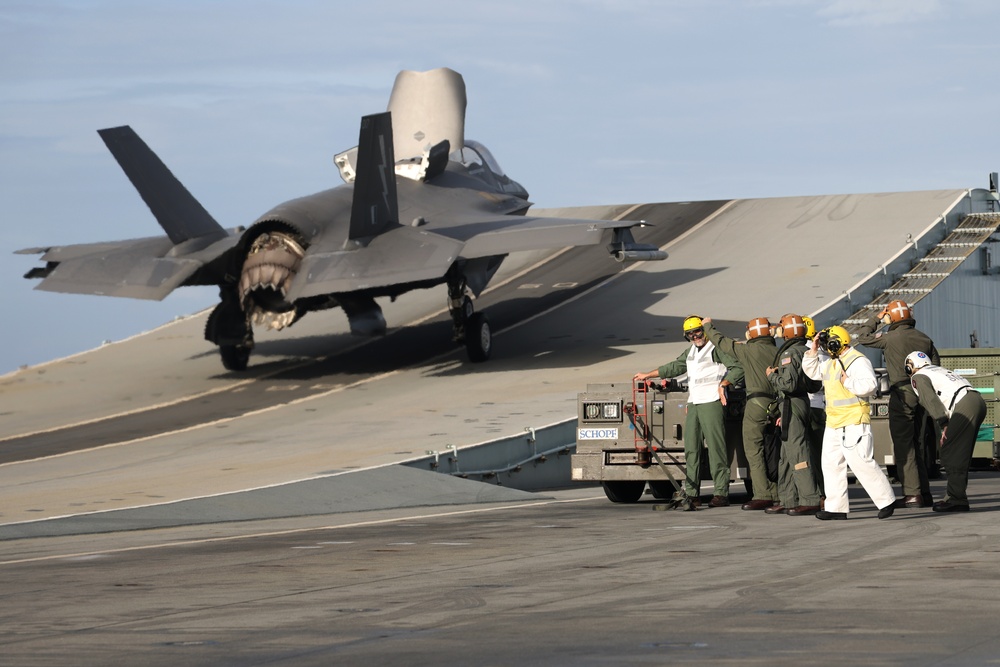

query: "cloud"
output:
818 0 945 26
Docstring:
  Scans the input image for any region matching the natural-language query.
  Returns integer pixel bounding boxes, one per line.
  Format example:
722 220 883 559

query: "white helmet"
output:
904 350 932 375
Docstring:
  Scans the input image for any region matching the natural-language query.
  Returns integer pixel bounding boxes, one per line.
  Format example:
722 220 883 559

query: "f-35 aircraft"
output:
18 68 666 370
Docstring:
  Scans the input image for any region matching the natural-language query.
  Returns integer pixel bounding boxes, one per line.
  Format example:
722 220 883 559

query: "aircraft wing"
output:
287 214 653 300
288 226 464 300
17 125 238 300
435 214 636 257
17 233 239 300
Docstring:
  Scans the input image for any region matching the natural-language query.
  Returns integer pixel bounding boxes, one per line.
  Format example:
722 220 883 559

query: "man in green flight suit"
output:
703 316 778 510
764 313 823 515
635 316 744 507
854 299 939 507
906 351 987 512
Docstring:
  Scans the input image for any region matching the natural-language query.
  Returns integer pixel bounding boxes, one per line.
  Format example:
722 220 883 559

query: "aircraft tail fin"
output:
98 126 226 245
348 112 398 242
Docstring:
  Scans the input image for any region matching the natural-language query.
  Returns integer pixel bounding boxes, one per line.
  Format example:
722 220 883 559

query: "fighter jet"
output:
17 68 665 371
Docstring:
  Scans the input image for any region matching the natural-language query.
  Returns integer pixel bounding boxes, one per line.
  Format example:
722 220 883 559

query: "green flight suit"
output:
704 321 778 502
656 344 744 498
855 315 939 497
912 374 987 505
767 337 822 508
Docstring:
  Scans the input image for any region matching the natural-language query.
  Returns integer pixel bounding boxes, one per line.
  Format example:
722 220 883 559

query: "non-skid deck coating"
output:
0 191 967 524
2 189 993 666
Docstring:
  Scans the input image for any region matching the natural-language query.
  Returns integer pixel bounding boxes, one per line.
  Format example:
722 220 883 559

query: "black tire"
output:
465 312 492 362
602 481 646 503
220 344 251 371
648 481 680 500
461 294 475 321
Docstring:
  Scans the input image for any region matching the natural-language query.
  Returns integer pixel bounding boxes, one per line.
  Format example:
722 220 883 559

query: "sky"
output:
3 0 999 374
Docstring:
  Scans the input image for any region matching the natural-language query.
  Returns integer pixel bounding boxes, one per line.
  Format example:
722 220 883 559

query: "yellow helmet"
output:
802 315 817 339
828 325 851 347
682 315 704 332
820 325 851 357
683 315 706 341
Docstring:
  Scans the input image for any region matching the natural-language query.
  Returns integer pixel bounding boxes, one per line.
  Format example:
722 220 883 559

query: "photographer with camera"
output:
803 326 897 520
634 316 744 507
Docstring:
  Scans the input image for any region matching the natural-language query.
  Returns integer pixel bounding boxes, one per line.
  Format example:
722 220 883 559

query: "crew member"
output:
802 315 827 494
905 351 987 512
634 316 744 507
764 314 822 515
855 300 939 507
803 326 897 520
703 316 778 510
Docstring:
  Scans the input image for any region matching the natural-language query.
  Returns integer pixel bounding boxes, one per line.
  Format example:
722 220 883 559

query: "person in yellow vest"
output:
802 326 897 520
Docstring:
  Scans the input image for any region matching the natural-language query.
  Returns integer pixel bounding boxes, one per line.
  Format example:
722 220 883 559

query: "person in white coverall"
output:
802 326 897 520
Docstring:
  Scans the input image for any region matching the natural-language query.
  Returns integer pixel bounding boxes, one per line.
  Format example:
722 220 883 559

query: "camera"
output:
817 328 842 357
816 329 829 350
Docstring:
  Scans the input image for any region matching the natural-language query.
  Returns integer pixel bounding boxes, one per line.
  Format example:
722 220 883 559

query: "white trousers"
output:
822 422 896 514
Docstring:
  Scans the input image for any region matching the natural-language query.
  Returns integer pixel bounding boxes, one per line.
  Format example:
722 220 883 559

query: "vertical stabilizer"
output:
97 126 226 244
349 112 398 241
387 68 466 161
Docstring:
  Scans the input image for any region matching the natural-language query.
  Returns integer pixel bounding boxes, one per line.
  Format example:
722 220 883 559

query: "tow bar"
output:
626 378 698 511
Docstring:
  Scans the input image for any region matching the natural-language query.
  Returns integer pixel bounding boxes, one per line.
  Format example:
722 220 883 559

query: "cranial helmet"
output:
885 300 913 323
905 350 931 375
683 315 705 341
682 315 704 332
746 317 772 340
778 313 807 339
827 325 851 347
802 315 817 339
819 325 851 357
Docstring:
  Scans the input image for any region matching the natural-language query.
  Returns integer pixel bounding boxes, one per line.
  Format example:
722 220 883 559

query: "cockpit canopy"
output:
449 141 528 199
334 139 528 200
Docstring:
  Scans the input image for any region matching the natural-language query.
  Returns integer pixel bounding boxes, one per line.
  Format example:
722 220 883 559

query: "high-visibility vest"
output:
686 341 726 405
823 347 870 428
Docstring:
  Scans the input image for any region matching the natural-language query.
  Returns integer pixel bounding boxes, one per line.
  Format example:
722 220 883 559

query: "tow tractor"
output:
571 377 748 508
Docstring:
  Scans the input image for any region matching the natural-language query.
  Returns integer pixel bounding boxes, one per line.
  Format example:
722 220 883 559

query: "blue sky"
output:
3 0 999 373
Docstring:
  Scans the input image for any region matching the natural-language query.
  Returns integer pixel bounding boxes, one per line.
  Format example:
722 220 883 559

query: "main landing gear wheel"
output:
220 344 251 371
460 294 474 321
465 312 492 362
602 481 645 503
